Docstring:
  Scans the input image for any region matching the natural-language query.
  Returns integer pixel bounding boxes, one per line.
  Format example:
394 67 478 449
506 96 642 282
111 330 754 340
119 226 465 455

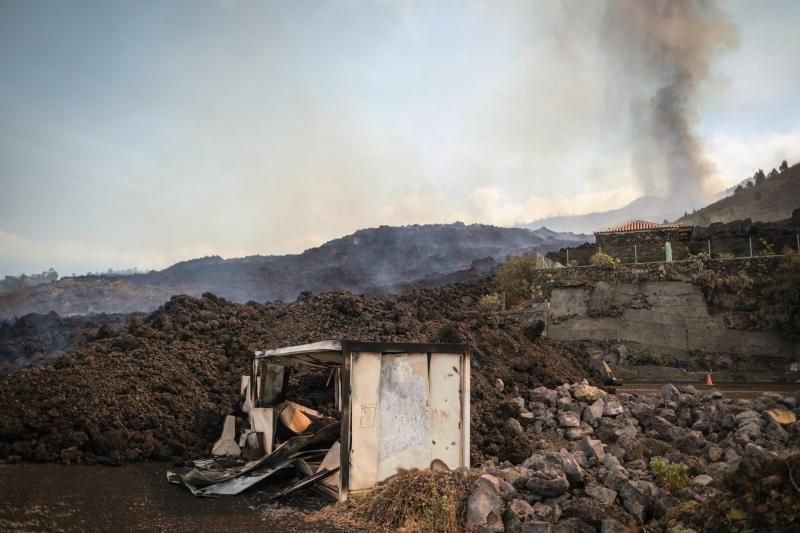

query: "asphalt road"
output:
617 382 800 399
0 461 343 533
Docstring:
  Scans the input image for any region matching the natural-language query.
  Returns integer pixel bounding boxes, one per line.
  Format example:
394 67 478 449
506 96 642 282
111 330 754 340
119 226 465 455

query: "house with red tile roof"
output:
594 220 693 263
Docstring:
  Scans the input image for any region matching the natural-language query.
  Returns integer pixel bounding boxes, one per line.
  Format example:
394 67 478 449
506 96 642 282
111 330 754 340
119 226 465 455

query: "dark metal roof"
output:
254 340 467 360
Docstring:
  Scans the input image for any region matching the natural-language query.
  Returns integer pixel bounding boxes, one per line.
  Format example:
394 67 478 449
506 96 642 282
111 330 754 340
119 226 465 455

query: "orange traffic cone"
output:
705 373 713 386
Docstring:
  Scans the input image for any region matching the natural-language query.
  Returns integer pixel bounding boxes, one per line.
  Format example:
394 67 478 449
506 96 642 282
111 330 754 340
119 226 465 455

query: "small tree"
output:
768 168 779 178
780 160 789 172
495 253 539 306
746 180 754 188
734 184 744 194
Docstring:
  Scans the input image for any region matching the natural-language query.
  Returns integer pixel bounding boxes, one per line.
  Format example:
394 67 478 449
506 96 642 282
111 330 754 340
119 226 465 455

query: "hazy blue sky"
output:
1 0 799 276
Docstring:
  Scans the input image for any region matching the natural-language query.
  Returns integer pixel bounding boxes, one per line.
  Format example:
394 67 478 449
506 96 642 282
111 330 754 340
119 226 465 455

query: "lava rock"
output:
525 465 570 497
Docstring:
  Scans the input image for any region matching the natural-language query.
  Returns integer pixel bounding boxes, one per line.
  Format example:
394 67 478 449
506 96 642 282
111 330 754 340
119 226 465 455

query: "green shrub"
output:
589 252 620 270
650 456 693 493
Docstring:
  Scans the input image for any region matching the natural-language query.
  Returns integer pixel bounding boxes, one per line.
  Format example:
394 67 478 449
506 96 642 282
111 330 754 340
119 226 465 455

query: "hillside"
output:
0 223 589 320
677 161 800 225
518 196 703 234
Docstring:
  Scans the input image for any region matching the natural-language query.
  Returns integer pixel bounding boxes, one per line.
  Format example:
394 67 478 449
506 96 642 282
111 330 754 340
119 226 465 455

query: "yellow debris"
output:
727 508 746 521
765 409 796 425
708 447 723 463
574 385 607 401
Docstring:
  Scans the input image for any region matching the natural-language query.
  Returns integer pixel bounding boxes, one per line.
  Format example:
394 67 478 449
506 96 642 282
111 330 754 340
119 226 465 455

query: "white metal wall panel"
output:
461 353 470 468
377 353 431 481
429 353 463 469
348 351 382 491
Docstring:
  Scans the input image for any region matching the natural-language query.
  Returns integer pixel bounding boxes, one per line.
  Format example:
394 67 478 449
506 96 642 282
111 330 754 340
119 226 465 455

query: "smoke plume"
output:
601 0 738 199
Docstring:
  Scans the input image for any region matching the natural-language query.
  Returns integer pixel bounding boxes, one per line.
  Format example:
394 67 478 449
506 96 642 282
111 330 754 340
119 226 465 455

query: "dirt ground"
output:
0 462 341 533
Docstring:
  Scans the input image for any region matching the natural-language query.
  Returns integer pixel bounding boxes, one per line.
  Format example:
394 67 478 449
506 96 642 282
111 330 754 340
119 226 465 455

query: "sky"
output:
1 0 799 277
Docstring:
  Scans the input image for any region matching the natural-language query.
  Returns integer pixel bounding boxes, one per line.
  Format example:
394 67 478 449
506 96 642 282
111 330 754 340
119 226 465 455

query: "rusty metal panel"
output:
377 353 430 481
348 351 382 491
429 353 463 469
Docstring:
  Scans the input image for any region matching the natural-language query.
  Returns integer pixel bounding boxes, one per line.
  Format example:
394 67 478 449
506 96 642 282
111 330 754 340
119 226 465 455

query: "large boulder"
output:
530 386 559 406
602 397 624 417
504 498 535 531
585 483 617 505
578 436 606 462
525 465 570 497
558 411 581 428
466 474 507 532
618 480 658 525
582 398 604 425
547 450 586 487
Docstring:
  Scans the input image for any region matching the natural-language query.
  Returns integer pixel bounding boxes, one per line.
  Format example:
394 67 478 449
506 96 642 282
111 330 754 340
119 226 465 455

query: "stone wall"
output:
547 212 800 265
507 257 799 381
595 228 692 263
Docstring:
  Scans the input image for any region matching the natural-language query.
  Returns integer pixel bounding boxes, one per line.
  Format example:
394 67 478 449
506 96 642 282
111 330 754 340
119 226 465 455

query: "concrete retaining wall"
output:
512 257 798 381
548 281 794 359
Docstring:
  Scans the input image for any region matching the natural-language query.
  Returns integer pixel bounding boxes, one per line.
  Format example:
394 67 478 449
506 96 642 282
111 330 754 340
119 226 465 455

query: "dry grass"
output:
308 469 480 532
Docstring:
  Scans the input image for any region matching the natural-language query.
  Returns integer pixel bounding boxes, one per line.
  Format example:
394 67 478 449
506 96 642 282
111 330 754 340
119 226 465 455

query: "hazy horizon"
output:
2 0 799 277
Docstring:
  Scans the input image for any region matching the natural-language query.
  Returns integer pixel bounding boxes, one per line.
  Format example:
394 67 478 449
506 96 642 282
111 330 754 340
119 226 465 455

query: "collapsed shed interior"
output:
168 340 469 501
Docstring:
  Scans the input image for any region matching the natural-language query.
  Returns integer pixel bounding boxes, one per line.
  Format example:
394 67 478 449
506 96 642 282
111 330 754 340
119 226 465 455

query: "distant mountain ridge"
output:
517 196 704 235
519 161 799 233
0 223 591 319
676 162 800 226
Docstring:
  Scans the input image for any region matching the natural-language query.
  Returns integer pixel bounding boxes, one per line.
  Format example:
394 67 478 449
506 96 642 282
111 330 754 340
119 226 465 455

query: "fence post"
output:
566 249 569 265
749 237 753 257
707 240 711 257
634 244 638 264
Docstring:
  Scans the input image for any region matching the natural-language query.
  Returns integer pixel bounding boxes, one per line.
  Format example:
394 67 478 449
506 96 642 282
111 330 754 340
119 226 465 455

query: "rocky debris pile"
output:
0 280 595 465
464 382 800 532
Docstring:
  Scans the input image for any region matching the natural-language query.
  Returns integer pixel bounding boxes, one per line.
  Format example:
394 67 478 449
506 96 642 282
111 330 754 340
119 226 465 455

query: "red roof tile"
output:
595 219 691 234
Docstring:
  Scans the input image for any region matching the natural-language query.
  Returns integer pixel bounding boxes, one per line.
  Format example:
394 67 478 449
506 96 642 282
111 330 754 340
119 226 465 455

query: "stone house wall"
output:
595 228 692 263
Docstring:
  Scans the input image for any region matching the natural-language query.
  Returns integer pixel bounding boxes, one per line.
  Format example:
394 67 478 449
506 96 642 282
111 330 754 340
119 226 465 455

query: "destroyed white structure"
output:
170 340 470 501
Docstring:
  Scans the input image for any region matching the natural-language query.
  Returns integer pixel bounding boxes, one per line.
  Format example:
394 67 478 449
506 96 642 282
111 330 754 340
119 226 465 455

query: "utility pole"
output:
749 237 753 257
634 244 638 264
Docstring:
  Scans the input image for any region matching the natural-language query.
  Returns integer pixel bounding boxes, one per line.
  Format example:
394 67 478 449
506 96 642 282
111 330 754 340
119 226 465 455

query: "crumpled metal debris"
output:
168 421 340 497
